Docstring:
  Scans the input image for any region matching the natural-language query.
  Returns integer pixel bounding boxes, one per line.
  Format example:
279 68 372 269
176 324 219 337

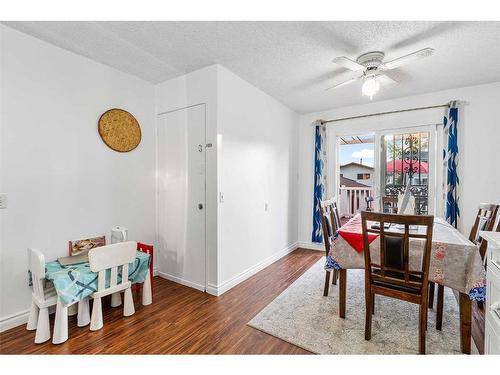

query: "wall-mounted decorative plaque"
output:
98 108 141 152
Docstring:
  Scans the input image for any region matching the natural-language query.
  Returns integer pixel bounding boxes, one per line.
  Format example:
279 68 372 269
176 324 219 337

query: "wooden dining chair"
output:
382 196 398 214
432 203 500 326
88 241 137 331
320 199 340 296
361 211 434 354
469 203 499 259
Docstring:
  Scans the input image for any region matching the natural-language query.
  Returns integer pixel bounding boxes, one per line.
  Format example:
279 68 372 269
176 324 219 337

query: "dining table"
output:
324 214 486 354
43 250 152 344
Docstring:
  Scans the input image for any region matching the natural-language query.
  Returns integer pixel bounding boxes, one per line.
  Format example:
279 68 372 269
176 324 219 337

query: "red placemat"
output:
338 215 379 253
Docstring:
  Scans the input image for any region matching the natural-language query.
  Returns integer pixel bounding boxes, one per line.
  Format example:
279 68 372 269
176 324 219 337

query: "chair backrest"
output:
382 196 398 214
88 241 137 293
137 242 154 263
469 203 499 259
28 248 46 301
68 235 106 256
361 211 434 294
319 199 341 256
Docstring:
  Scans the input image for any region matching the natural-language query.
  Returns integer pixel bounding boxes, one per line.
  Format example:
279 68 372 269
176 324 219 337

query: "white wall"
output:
0 25 156 330
340 164 374 187
155 65 300 295
155 65 219 291
216 66 299 293
298 81 500 244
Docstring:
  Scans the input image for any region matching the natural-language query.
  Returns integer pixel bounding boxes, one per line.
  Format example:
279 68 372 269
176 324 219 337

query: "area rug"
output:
248 259 478 354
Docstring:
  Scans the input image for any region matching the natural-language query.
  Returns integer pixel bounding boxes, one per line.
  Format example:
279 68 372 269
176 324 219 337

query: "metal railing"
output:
338 186 374 217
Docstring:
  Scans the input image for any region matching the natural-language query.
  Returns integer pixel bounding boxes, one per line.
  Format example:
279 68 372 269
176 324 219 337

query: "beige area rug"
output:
248 259 478 354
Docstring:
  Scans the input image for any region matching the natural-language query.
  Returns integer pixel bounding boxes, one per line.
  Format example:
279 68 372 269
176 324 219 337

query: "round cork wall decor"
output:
98 108 141 152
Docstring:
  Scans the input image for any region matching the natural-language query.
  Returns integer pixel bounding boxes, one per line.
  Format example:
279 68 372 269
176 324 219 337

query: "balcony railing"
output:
338 186 374 218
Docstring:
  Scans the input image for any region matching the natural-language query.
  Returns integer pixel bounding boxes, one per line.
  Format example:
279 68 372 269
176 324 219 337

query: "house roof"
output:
340 176 370 188
340 162 374 170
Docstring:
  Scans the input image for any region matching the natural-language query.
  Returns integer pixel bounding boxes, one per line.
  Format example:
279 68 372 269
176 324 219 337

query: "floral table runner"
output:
325 215 486 301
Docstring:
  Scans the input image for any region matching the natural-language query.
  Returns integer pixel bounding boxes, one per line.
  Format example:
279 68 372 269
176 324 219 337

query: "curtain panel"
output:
443 101 460 228
312 122 327 243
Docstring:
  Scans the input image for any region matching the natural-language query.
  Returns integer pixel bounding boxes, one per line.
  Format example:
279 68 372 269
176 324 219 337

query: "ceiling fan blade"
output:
332 56 365 71
325 75 362 91
376 73 398 87
381 47 434 70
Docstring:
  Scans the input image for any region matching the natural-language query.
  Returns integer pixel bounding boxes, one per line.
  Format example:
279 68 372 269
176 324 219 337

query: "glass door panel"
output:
382 131 430 214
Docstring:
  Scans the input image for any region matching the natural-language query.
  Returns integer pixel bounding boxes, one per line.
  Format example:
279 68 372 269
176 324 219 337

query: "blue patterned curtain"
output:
443 101 460 228
312 122 327 243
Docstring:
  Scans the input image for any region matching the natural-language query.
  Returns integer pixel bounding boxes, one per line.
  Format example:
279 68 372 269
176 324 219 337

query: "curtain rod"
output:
317 101 454 125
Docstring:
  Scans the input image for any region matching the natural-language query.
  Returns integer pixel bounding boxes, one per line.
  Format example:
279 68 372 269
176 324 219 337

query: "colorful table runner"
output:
325 214 486 301
45 251 150 305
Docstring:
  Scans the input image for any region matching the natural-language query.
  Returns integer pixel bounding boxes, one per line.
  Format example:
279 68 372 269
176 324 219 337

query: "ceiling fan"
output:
325 48 434 99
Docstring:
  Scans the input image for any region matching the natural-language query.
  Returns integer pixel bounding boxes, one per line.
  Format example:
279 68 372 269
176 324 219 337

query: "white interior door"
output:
157 104 206 291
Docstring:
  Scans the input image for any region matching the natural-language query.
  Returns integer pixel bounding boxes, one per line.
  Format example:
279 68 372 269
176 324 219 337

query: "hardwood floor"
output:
0 249 321 354
0 248 484 354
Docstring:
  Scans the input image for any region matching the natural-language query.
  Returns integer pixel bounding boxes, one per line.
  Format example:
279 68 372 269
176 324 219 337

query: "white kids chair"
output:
26 248 58 343
88 241 137 330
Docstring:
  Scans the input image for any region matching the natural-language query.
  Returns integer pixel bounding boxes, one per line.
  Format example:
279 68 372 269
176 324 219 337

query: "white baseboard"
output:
209 242 299 296
157 271 205 292
0 309 30 332
296 241 324 251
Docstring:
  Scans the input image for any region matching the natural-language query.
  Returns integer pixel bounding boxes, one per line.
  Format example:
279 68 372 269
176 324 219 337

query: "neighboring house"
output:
340 162 374 187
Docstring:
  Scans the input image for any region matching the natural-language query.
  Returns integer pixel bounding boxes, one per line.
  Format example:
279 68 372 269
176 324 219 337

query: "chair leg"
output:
77 298 90 327
332 269 338 285
111 292 122 307
142 269 153 306
90 297 103 331
34 307 50 344
27 301 39 330
323 271 331 296
419 304 427 354
365 292 373 341
428 282 435 309
53 299 68 344
339 270 347 318
123 287 135 317
436 284 444 331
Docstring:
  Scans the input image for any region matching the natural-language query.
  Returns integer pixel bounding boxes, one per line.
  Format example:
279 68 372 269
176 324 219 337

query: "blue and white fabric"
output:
443 101 460 228
45 251 150 305
312 122 327 243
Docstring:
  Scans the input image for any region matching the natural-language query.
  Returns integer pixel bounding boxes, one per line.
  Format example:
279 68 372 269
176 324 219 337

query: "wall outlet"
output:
0 193 7 209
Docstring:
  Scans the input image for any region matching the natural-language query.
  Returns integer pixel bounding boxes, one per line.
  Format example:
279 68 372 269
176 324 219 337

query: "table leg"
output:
142 269 152 306
339 269 346 319
111 292 122 307
52 299 68 344
67 303 78 316
459 292 471 354
77 297 90 327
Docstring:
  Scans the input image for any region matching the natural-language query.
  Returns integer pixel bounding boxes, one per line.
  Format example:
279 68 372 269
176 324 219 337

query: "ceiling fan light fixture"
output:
361 77 380 100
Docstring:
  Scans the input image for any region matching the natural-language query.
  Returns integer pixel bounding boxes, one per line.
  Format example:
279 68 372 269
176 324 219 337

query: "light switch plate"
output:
0 193 7 209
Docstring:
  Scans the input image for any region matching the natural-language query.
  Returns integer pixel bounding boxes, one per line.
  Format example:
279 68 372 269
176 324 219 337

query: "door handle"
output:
198 203 204 210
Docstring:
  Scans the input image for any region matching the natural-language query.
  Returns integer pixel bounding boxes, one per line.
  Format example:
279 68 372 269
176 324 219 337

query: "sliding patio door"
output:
332 125 439 216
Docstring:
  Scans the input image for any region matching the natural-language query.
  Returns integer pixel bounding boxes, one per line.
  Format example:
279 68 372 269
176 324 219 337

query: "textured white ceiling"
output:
3 21 500 113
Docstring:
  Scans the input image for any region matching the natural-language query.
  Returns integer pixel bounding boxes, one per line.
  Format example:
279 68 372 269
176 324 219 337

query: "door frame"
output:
155 103 208 291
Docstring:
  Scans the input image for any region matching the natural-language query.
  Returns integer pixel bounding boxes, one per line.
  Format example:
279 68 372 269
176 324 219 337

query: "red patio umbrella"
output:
386 159 429 173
